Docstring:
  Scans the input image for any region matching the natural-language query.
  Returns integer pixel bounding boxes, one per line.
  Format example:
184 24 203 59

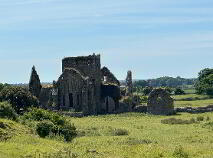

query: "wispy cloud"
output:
0 0 213 82
0 0 213 29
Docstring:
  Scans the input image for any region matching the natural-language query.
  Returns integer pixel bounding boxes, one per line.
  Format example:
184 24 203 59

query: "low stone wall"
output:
175 105 213 113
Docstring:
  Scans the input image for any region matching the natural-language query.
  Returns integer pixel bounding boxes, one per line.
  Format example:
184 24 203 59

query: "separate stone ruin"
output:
29 66 42 98
125 70 133 96
147 88 174 115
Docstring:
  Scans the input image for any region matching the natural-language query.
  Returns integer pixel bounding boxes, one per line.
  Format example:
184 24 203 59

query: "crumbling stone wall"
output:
100 84 120 113
101 67 120 86
58 54 101 114
29 54 121 115
57 68 91 114
29 66 41 98
147 88 174 115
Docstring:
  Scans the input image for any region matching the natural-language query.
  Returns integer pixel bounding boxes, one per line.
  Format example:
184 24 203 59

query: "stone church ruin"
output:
29 54 176 116
29 54 120 115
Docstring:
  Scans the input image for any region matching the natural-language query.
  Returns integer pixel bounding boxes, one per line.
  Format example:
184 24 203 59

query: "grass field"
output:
172 94 212 101
1 90 213 158
173 94 213 108
1 112 213 158
174 99 213 108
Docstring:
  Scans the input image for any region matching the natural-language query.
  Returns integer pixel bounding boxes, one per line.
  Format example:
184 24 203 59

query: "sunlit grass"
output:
1 112 213 158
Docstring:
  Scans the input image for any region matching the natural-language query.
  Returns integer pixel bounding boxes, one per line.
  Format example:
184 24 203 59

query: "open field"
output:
1 112 213 158
172 94 212 101
173 94 213 108
174 99 213 108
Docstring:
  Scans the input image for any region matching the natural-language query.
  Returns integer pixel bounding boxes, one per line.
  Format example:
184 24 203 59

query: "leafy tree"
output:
195 68 213 95
0 86 38 113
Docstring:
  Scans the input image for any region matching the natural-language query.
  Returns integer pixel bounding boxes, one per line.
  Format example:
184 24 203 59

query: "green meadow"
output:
1 87 213 158
173 94 213 108
1 111 213 158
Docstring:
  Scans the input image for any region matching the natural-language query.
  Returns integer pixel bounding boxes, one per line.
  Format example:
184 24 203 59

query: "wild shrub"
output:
23 108 50 121
111 128 129 136
22 108 76 141
173 146 189 158
22 108 65 126
174 88 185 95
0 102 17 120
161 118 196 125
36 120 55 138
197 116 204 122
59 122 77 141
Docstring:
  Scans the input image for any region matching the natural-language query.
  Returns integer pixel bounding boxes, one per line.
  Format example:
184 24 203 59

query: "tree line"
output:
133 76 196 88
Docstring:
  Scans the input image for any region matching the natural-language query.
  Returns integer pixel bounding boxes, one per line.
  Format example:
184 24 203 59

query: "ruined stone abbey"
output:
29 54 120 115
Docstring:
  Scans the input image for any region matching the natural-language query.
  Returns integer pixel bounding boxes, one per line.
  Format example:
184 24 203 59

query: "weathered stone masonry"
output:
30 54 120 115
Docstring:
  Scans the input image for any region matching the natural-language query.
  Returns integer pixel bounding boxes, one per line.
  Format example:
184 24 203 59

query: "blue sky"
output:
0 0 213 83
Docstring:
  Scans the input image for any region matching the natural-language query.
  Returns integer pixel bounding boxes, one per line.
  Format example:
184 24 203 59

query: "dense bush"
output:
22 108 65 126
59 122 77 141
23 108 76 141
174 88 185 95
0 86 38 114
36 120 55 138
0 102 17 120
196 116 204 122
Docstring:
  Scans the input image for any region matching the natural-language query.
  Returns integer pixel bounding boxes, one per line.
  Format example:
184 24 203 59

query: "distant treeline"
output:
133 76 197 88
